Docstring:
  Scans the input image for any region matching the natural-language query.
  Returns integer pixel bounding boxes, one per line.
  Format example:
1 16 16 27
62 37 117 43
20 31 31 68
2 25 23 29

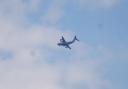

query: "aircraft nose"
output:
57 43 60 45
57 43 61 46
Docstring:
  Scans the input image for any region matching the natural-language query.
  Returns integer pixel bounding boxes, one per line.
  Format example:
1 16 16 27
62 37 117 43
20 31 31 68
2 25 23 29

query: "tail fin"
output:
74 36 79 41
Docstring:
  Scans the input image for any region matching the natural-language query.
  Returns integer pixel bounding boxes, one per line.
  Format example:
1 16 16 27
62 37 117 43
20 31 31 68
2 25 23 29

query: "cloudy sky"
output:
0 0 128 89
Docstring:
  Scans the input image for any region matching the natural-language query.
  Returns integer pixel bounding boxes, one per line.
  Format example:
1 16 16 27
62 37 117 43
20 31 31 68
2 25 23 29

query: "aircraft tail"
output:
74 36 79 41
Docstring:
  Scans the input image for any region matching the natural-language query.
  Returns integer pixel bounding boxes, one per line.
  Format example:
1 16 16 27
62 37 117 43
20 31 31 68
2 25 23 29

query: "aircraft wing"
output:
65 44 71 49
61 36 66 42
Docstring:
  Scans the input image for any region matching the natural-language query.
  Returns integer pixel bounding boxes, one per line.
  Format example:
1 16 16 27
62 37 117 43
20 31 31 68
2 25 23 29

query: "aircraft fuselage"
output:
57 36 79 49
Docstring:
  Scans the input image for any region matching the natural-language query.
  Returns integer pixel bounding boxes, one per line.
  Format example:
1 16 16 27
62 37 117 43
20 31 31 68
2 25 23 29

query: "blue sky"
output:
0 0 128 89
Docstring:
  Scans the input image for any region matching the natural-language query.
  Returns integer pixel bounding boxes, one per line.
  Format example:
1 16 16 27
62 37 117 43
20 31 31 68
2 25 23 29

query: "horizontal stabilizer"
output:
75 36 79 41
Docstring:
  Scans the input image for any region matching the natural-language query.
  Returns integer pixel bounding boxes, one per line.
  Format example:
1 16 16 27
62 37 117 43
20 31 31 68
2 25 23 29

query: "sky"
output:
0 0 128 89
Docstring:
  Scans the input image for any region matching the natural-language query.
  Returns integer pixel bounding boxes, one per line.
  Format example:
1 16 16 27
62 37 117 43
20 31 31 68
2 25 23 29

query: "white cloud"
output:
42 0 67 25
0 26 110 89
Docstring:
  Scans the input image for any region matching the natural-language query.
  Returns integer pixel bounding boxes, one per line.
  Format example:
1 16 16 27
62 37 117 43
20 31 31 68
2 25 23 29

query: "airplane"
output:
57 36 79 49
